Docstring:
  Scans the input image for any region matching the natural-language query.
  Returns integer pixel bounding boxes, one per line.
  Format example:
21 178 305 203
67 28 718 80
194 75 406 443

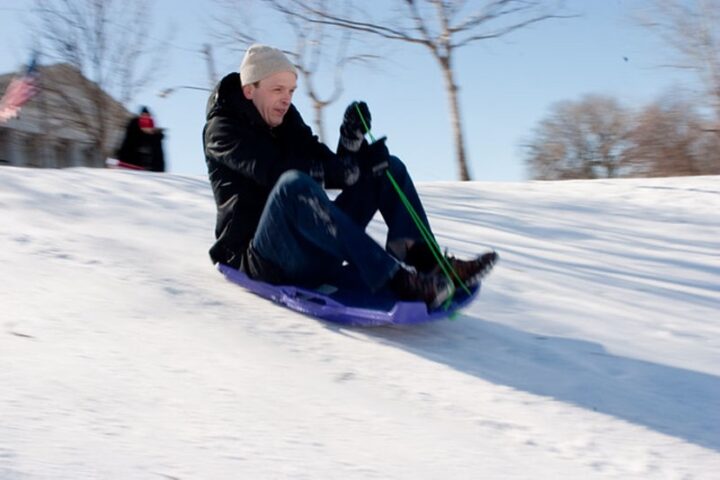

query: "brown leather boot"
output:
389 265 455 309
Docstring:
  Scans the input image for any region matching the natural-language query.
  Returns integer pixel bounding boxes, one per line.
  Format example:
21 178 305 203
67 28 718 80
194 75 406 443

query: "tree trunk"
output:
313 100 326 143
93 94 109 161
439 56 471 181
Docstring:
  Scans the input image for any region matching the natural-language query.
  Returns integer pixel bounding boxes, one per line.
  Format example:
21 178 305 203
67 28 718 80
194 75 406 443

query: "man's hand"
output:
340 155 360 186
339 101 371 152
309 160 325 187
360 137 390 177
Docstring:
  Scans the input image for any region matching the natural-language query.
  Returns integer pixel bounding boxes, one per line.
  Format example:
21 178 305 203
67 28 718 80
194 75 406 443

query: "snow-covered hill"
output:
1 167 718 479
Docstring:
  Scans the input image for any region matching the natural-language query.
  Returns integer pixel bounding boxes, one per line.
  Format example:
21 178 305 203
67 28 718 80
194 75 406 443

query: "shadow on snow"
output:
334 313 720 452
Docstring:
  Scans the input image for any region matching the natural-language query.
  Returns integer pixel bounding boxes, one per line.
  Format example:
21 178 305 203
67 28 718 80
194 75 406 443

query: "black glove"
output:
309 160 325 187
339 154 360 186
339 101 371 152
359 136 390 177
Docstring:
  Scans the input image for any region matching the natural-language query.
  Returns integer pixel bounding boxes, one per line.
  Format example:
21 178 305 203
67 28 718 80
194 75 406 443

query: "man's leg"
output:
335 155 499 285
250 170 399 290
333 155 432 261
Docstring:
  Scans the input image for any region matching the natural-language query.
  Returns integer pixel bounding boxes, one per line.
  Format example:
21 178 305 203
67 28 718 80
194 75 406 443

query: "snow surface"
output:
1 166 719 479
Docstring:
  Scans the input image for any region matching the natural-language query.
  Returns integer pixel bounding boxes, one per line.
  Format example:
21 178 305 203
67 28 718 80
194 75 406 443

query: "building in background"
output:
0 63 131 168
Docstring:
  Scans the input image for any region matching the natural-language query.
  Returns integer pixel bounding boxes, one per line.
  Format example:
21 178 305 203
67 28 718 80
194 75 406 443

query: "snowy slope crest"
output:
1 166 719 479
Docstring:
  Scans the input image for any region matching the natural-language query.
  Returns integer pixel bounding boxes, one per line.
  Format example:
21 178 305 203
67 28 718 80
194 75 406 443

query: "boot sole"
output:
430 282 456 310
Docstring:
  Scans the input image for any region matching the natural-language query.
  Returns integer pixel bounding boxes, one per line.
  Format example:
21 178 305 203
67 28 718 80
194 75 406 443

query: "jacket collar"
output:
206 72 266 127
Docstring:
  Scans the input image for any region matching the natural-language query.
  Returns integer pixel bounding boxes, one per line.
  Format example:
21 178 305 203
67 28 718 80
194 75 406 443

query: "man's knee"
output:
275 170 321 197
388 155 407 172
387 155 408 176
277 169 309 188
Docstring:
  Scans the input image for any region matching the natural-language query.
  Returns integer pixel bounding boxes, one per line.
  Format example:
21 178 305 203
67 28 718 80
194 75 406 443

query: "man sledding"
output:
203 44 497 311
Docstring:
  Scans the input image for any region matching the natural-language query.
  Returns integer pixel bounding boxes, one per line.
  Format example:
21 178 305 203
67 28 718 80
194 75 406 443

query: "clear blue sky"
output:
0 0 695 182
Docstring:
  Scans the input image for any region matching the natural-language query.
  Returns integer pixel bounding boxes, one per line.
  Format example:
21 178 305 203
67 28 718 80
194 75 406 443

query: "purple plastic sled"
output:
217 263 480 326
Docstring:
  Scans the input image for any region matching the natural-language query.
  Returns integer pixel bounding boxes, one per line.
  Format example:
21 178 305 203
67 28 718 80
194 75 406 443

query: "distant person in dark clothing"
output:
116 106 165 172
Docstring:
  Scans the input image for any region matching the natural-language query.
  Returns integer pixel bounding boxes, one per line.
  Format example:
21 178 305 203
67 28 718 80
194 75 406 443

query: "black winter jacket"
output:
203 72 350 270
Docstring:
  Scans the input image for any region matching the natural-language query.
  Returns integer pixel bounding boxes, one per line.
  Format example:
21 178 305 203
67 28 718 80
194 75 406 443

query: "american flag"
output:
0 55 39 122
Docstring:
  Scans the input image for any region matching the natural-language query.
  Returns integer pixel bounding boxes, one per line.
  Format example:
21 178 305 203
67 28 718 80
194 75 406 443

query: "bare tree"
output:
524 95 631 180
212 0 377 141
642 0 720 135
525 92 720 180
202 43 219 88
283 0 569 180
627 95 720 176
29 0 170 158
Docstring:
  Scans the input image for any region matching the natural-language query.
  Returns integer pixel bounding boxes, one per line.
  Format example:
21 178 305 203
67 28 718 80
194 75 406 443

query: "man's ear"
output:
242 84 254 100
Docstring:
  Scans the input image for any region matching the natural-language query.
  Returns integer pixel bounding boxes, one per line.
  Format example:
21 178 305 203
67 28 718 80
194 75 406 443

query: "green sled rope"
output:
354 105 472 311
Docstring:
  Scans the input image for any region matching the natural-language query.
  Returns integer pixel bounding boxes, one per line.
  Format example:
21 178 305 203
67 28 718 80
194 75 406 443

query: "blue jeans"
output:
250 156 432 291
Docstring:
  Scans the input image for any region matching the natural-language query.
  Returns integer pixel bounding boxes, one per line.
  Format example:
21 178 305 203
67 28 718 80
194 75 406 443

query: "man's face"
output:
243 71 297 128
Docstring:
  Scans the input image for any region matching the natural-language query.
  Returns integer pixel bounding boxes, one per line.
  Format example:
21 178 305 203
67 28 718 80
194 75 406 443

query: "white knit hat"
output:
239 44 297 86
